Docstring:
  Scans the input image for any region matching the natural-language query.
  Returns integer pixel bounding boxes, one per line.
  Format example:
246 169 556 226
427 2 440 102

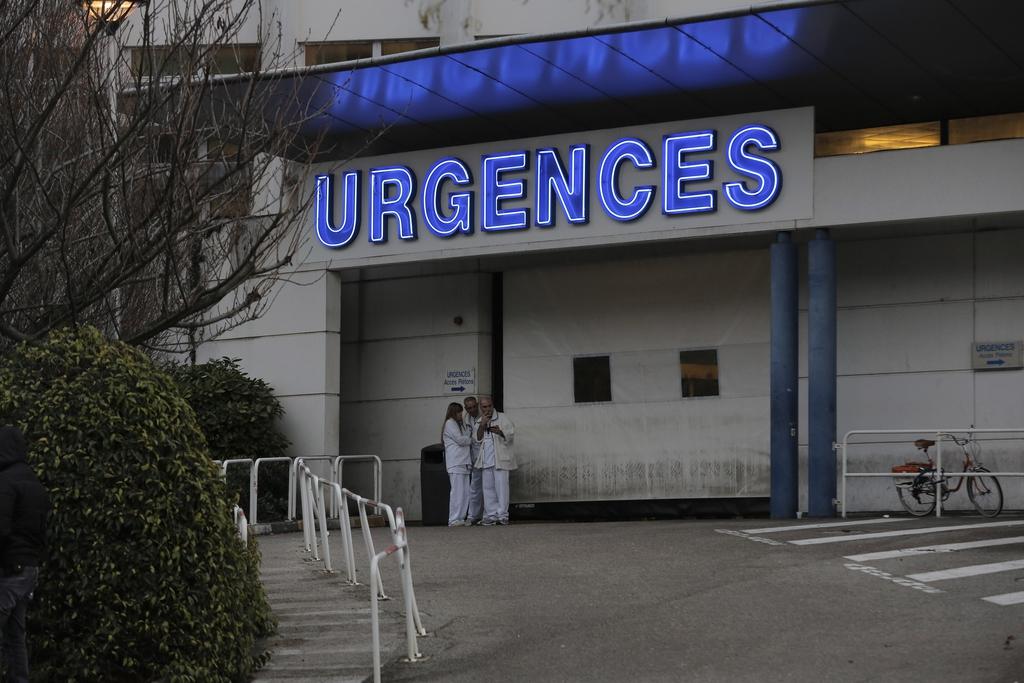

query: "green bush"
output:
0 327 274 682
169 358 291 521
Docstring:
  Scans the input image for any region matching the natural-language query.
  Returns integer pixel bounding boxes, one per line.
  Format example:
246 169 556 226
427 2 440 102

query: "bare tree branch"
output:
0 0 346 356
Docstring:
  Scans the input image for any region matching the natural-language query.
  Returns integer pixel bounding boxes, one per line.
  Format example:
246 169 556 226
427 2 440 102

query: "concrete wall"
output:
504 249 772 502
196 269 342 461
337 271 493 516
823 228 1024 512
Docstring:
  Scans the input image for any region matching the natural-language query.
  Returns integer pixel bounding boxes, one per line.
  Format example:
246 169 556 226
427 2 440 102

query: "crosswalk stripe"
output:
982 591 1024 606
742 518 904 534
788 520 1024 546
906 559 1024 582
844 536 1024 562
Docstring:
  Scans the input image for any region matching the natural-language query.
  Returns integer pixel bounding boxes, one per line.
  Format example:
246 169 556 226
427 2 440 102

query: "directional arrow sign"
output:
973 341 1022 370
442 367 476 394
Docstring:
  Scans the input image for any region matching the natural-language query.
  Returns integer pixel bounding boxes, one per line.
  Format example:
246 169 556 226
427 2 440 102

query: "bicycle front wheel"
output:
968 468 1003 517
896 477 937 516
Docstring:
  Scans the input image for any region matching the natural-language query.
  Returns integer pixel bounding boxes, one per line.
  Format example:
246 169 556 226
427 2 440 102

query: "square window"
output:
680 350 719 398
573 356 611 403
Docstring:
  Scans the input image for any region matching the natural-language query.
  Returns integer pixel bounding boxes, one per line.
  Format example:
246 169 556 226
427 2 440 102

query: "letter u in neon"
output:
314 172 360 248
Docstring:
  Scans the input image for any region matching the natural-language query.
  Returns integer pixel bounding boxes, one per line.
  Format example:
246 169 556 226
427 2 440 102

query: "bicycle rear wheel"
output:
896 476 937 516
967 468 1003 517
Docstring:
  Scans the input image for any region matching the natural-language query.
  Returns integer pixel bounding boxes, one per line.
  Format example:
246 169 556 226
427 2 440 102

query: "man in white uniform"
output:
474 397 516 525
463 396 484 525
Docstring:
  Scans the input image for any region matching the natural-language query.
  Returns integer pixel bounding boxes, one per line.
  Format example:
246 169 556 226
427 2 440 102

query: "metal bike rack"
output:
840 428 1024 518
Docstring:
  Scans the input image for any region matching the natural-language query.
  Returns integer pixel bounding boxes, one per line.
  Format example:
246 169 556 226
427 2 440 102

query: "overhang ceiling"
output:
236 0 1024 160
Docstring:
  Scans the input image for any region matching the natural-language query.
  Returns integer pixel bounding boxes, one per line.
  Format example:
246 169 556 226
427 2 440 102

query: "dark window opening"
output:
680 350 719 398
573 356 611 403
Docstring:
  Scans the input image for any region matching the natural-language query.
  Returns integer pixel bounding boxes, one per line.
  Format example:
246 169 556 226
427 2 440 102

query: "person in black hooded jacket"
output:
0 425 49 683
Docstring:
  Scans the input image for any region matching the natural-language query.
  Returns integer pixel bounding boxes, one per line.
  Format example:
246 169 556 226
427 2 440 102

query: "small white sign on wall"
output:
972 341 1023 370
443 367 476 395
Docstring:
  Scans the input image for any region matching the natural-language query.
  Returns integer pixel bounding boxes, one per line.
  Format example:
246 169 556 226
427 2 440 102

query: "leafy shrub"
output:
0 327 274 682
169 358 291 521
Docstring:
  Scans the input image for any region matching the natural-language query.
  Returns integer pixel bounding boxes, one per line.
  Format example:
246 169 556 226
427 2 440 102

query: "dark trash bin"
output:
420 443 449 526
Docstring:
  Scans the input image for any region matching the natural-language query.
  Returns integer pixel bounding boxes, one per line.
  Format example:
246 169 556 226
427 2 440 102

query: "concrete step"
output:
253 531 410 683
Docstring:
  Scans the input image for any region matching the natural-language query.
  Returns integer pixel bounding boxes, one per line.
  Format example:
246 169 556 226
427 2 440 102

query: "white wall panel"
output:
837 234 973 307
340 334 483 402
340 274 490 342
718 343 770 398
505 250 769 358
837 372 975 433
197 332 339 397
509 399 769 503
976 229 1024 298
277 394 338 458
975 370 1024 428
608 350 682 405
216 269 339 340
504 356 573 409
806 140 1024 229
837 302 973 376
504 249 771 503
975 298 1024 340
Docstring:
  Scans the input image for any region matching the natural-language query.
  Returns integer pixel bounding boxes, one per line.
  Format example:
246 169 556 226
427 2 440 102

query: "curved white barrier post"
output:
289 456 335 521
312 473 332 572
329 482 358 583
331 455 383 514
252 457 292 525
369 506 423 683
232 505 248 546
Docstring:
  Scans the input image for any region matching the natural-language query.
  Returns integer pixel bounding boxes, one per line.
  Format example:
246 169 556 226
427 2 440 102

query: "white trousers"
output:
448 469 471 525
482 467 510 522
467 466 484 521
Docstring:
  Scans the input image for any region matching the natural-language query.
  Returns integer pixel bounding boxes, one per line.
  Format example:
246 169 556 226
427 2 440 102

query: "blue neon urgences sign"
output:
314 123 782 249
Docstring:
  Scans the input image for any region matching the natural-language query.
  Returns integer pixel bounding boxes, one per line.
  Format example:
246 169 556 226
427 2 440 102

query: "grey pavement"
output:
254 516 1024 682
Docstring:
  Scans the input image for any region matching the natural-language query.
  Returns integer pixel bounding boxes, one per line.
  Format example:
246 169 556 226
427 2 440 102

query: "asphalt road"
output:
374 515 1024 683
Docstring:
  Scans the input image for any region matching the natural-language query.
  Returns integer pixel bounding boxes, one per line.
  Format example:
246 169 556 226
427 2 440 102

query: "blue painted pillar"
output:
808 229 837 517
770 232 798 519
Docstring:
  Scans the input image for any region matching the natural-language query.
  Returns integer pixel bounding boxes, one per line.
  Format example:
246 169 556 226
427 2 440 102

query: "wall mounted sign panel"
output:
307 107 812 268
443 367 476 395
972 341 1023 370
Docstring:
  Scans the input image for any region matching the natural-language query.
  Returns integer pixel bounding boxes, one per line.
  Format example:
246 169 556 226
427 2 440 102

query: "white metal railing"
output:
840 428 1024 518
289 456 334 521
252 457 292 524
295 458 426 683
232 505 248 545
330 455 383 516
214 455 383 525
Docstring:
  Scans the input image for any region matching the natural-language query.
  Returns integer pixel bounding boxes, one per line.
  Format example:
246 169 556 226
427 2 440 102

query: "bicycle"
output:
892 435 1003 517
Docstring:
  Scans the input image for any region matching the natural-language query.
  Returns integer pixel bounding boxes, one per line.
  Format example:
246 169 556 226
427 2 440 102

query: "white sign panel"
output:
443 367 476 395
972 341 1023 370
309 107 814 268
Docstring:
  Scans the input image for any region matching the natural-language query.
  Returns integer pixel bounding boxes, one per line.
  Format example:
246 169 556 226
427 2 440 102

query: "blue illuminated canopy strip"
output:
214 0 1024 160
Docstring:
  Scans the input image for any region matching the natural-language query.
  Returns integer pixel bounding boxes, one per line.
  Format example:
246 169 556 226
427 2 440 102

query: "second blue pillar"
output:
770 232 798 518
808 229 837 517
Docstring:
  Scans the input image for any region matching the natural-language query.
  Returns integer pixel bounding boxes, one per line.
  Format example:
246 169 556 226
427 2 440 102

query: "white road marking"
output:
714 529 784 546
905 558 1024 582
742 518 905 534
844 536 1024 562
844 563 944 594
982 591 1024 606
789 520 1024 546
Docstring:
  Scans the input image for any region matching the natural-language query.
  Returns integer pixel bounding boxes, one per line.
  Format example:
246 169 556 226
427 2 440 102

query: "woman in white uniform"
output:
441 402 473 526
